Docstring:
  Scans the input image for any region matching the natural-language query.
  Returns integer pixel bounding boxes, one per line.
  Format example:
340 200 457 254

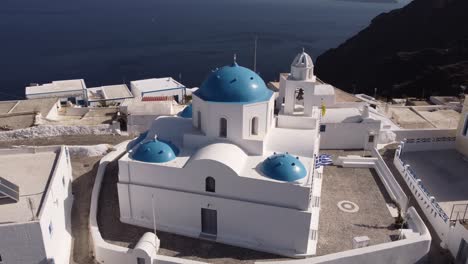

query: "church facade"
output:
117 52 326 257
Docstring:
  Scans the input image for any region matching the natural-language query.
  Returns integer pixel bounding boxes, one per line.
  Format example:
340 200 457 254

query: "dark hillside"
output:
316 0 468 98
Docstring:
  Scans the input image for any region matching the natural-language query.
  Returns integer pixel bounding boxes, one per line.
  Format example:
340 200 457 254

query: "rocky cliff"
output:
315 0 468 98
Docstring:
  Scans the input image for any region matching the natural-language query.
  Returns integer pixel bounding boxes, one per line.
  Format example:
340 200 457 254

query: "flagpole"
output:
151 194 157 250
254 35 258 72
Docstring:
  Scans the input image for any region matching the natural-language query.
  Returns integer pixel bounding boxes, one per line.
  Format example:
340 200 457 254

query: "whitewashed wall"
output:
38 146 74 264
319 121 380 150
120 183 312 257
447 220 468 259
89 142 210 264
0 146 72 264
119 156 311 211
393 128 457 142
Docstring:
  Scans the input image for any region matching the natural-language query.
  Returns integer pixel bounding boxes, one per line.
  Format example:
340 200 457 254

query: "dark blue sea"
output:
0 0 411 100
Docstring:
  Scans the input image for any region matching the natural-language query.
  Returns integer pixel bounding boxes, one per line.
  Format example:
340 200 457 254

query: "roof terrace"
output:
0 148 58 224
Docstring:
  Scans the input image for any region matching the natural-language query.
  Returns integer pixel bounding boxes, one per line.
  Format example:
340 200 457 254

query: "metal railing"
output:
450 203 468 223
396 143 450 223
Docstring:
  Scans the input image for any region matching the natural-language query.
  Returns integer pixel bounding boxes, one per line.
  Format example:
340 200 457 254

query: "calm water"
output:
0 0 410 99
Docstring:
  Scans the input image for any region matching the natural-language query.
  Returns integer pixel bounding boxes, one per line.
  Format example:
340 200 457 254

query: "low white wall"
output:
393 128 457 142
258 207 431 264
400 137 456 152
0 124 118 141
447 220 468 258
371 148 408 211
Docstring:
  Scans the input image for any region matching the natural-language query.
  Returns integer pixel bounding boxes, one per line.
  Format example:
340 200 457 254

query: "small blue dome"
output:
195 63 273 103
179 104 192 118
131 138 179 163
260 153 307 182
127 131 148 150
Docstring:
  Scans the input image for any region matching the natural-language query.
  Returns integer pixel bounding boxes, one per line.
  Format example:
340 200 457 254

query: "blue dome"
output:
195 63 273 103
127 131 148 150
260 153 307 182
131 138 179 163
179 104 192 118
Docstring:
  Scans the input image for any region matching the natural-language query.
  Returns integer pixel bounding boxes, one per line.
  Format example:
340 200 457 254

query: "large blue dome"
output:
260 153 307 182
131 138 179 163
195 63 273 103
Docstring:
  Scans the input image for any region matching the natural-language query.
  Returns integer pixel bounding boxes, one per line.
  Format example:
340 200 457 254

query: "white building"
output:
275 51 382 149
130 77 186 103
0 146 73 264
118 54 325 257
26 79 87 105
87 84 134 107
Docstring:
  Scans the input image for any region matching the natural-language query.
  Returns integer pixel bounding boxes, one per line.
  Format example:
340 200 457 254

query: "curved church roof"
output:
260 153 307 182
188 143 248 175
292 51 313 69
195 62 273 103
131 138 179 163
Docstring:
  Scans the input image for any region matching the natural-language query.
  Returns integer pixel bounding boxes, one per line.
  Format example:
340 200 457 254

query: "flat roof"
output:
416 109 460 129
87 84 133 101
131 77 184 93
314 84 335 95
390 108 434 129
26 79 85 96
0 98 58 115
0 149 58 224
400 149 468 215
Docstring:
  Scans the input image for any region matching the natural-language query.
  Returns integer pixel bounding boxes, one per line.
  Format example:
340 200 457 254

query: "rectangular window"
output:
368 135 375 143
137 257 145 264
463 116 468 137
319 125 326 132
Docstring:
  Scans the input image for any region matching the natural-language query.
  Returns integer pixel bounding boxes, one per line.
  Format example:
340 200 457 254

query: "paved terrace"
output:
400 149 468 217
317 150 399 255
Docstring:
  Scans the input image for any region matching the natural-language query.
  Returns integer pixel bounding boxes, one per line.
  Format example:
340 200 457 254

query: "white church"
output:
117 51 349 257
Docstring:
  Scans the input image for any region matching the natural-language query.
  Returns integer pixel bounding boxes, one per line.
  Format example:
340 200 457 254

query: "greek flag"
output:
315 154 333 168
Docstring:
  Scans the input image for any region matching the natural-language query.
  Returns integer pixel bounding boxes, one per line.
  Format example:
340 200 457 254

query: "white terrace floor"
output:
400 149 468 217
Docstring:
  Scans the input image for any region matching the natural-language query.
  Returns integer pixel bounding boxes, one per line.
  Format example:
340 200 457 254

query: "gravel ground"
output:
0 135 132 148
317 150 399 255
97 159 285 264
70 156 102 264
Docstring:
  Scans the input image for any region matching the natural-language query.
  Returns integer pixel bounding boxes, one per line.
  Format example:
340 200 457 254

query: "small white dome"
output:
291 51 313 69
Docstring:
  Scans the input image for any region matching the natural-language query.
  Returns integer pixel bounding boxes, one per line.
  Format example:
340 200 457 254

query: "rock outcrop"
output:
316 0 468 98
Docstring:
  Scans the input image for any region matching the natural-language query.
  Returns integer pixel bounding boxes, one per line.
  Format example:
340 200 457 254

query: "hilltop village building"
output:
0 146 73 264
